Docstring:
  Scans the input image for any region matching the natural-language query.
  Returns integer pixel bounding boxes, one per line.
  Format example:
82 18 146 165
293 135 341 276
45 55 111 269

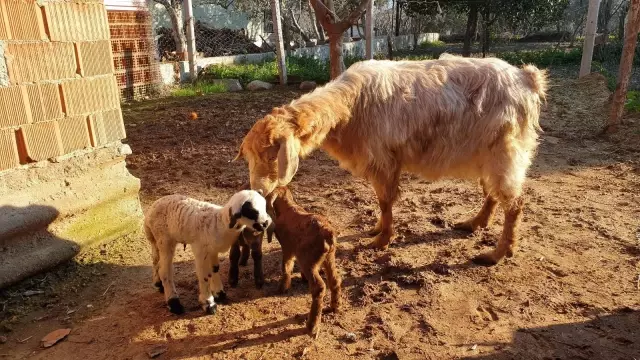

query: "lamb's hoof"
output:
214 291 227 303
472 252 500 267
204 302 218 315
167 298 185 315
154 281 164 293
453 219 476 232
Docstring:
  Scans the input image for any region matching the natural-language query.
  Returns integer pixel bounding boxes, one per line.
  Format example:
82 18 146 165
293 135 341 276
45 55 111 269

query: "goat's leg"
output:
323 249 342 313
239 243 250 266
193 246 217 314
208 253 226 303
144 225 164 293
301 264 326 338
157 240 183 314
251 237 265 289
229 241 241 288
473 196 524 266
454 180 498 232
366 168 401 250
279 250 295 293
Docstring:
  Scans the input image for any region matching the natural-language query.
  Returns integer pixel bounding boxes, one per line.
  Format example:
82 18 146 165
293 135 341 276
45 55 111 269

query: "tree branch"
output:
153 0 171 7
338 0 372 32
289 7 311 42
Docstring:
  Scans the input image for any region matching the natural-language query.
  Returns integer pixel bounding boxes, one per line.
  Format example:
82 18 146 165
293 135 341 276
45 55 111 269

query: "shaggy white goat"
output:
144 190 271 315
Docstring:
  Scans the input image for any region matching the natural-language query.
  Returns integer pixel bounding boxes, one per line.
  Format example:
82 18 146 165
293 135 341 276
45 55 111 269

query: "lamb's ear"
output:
228 207 240 229
277 135 299 185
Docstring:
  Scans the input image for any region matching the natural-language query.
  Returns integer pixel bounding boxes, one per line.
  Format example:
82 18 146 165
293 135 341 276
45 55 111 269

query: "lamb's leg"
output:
192 246 217 314
144 225 164 293
454 180 498 232
239 243 250 266
323 249 342 312
279 250 295 293
301 264 326 338
208 253 226 303
366 168 401 250
229 240 241 288
251 236 265 289
157 240 183 314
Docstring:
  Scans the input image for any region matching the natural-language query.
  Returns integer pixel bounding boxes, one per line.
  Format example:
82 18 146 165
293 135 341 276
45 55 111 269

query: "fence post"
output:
270 0 287 85
579 0 602 77
366 0 374 59
184 0 197 80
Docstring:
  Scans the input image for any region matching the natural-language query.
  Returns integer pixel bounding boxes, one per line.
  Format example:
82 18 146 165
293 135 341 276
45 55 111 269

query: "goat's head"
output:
232 108 301 196
227 190 272 234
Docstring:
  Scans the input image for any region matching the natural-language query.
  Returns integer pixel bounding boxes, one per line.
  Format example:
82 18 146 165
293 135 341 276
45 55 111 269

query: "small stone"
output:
41 328 71 348
246 80 273 91
299 81 317 91
146 344 168 358
469 344 478 351
545 136 560 144
344 332 357 343
119 144 133 156
23 290 44 297
0 335 7 344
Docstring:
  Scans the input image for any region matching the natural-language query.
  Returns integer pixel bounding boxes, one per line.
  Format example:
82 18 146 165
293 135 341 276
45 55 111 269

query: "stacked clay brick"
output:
0 0 125 172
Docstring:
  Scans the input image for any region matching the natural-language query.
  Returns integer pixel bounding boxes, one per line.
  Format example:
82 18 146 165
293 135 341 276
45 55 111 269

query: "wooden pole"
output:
606 0 640 132
271 0 287 85
579 0 602 77
366 0 374 59
184 0 197 80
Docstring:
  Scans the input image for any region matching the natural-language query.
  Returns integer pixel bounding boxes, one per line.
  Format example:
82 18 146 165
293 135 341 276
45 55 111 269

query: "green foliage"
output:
590 61 617 92
171 82 227 97
419 40 446 48
625 91 640 113
496 48 583 67
201 55 331 84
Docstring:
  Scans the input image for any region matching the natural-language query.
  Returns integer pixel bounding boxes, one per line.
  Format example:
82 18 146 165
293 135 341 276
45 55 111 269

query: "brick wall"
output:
0 0 125 172
108 9 161 101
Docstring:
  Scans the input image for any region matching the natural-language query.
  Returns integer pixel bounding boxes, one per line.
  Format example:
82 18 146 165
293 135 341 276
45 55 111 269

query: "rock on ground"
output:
246 80 273 91
211 79 243 92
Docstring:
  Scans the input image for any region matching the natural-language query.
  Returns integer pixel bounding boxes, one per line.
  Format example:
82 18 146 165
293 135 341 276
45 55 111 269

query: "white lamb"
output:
144 190 272 315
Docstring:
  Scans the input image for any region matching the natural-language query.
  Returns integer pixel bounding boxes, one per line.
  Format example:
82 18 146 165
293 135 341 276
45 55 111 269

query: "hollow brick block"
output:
75 40 114 77
88 109 125 147
60 76 120 116
0 128 19 171
16 121 64 163
58 115 91 153
0 86 32 128
1 0 47 40
5 42 77 83
42 2 109 41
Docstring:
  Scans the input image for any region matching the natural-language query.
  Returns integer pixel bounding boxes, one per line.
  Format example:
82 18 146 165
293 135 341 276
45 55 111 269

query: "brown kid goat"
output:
265 186 341 337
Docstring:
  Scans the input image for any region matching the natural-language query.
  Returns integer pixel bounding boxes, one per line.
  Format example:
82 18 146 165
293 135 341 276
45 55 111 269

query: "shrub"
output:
496 48 583 67
171 82 227 97
625 91 640 113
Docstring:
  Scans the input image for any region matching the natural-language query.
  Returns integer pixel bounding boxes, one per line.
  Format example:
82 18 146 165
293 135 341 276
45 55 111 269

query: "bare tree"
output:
310 0 372 79
606 0 640 133
154 0 188 58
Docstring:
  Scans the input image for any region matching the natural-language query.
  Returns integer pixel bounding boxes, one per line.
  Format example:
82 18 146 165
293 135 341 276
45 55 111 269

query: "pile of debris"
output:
156 21 269 60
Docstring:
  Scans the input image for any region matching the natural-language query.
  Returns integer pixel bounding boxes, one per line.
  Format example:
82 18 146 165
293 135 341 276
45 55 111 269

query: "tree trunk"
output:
463 3 478 57
167 4 187 58
307 4 321 40
606 0 640 133
395 0 401 36
329 34 345 78
618 2 629 40
481 9 491 58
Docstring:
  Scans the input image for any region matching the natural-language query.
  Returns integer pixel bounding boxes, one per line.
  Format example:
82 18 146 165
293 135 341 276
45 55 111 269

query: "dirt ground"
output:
1 73 639 360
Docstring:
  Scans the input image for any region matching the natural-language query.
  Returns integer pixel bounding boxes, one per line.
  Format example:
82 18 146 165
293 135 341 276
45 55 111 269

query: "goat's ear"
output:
231 143 243 162
266 221 276 244
277 135 299 185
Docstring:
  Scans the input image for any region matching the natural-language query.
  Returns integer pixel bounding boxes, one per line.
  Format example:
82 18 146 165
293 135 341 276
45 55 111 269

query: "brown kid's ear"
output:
277 135 299 186
266 221 276 244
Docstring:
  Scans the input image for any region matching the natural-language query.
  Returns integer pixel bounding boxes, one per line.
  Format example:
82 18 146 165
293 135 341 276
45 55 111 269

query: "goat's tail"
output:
521 64 549 102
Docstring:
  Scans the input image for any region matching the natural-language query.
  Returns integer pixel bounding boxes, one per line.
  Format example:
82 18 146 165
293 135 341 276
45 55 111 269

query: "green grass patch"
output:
626 91 640 113
171 82 227 97
496 48 583 67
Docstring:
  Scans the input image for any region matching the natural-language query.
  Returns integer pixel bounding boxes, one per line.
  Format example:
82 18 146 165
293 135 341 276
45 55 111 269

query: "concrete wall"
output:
0 0 142 288
164 32 439 84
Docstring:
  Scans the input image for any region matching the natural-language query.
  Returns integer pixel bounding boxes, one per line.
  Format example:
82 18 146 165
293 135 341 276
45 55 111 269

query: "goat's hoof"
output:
167 298 185 315
365 233 391 250
154 281 164 293
214 291 227 303
453 220 476 232
306 322 320 339
472 252 500 266
239 259 248 267
204 302 218 315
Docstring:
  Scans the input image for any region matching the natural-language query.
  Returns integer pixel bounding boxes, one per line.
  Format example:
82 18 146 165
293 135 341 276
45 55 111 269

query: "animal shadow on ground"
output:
462 308 640 359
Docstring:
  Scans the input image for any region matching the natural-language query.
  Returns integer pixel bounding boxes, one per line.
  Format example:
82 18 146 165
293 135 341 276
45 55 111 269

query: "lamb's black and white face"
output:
228 190 271 234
